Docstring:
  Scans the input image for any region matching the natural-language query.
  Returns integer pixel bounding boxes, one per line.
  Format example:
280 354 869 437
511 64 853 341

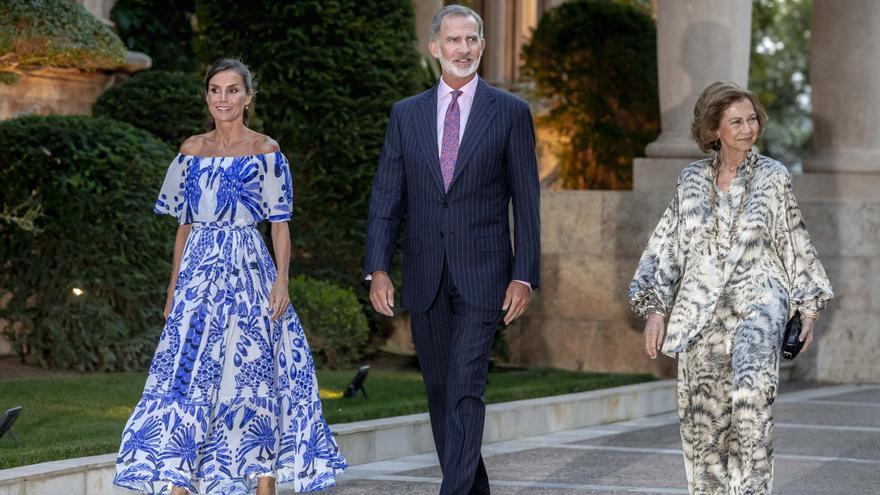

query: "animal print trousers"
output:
677 294 784 495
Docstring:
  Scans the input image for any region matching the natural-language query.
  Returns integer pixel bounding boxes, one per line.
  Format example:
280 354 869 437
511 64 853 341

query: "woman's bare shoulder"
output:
179 133 211 155
250 133 281 154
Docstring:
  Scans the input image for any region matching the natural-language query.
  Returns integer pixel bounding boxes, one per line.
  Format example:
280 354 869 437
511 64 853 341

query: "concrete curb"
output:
0 380 676 495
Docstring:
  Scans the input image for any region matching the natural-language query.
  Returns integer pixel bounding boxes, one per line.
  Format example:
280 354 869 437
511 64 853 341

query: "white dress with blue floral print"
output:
114 152 346 494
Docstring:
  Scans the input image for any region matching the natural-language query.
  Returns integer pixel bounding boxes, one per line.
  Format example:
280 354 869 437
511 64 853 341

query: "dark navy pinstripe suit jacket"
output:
364 78 541 313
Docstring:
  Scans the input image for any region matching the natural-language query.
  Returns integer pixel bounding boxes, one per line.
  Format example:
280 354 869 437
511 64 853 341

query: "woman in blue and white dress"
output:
114 59 346 495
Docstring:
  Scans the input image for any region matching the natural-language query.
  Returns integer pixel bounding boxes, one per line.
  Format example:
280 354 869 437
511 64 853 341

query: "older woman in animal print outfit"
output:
629 81 832 495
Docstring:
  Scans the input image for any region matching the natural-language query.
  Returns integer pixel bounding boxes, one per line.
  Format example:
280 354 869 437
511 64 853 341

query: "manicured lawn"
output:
0 368 652 469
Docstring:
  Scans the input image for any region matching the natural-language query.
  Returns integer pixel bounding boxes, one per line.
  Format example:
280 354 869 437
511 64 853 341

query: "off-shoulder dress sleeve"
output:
260 151 293 222
777 174 833 315
154 154 189 224
628 190 685 319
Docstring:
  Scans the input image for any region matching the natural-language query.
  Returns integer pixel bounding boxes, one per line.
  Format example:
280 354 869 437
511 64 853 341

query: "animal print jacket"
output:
629 152 833 356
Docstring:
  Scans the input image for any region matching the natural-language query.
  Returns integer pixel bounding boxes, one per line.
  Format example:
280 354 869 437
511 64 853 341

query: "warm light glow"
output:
71 288 85 296
319 389 343 399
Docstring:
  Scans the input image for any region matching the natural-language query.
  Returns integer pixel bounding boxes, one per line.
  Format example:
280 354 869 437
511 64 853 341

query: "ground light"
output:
343 365 370 398
0 406 22 446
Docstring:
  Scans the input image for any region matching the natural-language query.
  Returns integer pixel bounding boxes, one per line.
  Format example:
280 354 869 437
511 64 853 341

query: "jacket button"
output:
442 201 449 208
440 232 445 238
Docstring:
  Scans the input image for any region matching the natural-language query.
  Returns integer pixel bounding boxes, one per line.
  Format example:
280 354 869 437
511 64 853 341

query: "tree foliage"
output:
0 116 176 371
93 70 205 147
194 0 422 289
521 0 659 190
750 0 812 167
110 0 198 72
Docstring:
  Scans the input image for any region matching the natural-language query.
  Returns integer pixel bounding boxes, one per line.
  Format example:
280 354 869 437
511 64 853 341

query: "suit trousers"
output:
410 262 501 495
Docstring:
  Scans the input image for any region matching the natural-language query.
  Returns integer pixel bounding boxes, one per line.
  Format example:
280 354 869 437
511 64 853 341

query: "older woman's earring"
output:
712 139 721 151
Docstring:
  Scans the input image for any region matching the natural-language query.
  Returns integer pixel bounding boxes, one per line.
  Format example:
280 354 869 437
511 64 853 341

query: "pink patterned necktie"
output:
440 90 463 192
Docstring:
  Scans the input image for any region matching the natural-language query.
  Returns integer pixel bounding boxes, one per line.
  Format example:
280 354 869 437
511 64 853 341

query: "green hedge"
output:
522 0 659 190
93 70 205 146
0 116 176 371
290 275 370 369
0 0 126 75
110 0 197 72
194 0 421 291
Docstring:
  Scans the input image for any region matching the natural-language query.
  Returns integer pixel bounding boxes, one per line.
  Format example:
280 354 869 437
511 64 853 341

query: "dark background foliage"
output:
0 116 176 371
521 0 659 190
193 0 422 291
93 70 205 147
110 0 198 72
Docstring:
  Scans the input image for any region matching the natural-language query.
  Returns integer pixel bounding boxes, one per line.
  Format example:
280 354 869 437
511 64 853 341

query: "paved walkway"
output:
301 383 880 495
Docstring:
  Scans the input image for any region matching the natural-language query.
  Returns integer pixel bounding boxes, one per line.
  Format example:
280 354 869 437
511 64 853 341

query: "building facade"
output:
504 0 880 384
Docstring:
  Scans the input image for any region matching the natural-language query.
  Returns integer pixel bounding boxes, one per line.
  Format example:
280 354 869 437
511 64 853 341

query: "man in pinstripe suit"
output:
364 4 540 494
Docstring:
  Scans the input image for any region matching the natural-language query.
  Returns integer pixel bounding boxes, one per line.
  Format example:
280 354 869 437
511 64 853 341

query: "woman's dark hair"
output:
203 58 256 131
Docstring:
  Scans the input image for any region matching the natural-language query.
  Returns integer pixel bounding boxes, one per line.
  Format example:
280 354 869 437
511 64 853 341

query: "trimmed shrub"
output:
93 70 205 147
289 275 370 370
194 0 422 291
0 0 126 74
110 0 198 72
521 0 659 190
0 116 176 371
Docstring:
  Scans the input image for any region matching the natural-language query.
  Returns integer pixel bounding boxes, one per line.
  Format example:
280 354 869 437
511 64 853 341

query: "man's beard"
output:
438 51 482 79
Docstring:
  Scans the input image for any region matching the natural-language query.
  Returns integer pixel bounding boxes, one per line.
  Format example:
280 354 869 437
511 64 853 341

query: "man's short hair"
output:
431 4 484 41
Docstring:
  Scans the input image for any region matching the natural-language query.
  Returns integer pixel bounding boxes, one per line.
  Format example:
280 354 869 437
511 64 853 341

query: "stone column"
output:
805 0 880 173
76 0 115 26
483 0 512 87
793 0 880 385
414 0 444 58
635 0 752 189
512 0 540 86
646 0 752 158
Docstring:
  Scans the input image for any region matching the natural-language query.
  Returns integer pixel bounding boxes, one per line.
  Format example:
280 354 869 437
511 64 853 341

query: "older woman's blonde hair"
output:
691 81 768 153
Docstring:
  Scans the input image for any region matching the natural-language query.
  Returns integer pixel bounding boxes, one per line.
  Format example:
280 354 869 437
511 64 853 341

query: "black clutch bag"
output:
781 311 805 360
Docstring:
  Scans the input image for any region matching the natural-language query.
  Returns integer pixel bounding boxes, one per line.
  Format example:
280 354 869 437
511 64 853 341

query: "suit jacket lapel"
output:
416 86 445 194
449 80 497 191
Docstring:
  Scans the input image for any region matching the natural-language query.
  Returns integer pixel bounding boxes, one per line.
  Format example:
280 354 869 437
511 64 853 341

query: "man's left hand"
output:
502 281 531 325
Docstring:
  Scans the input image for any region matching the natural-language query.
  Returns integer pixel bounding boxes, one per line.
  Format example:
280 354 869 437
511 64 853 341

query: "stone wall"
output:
0 69 118 120
790 175 880 383
504 189 677 378
504 181 880 384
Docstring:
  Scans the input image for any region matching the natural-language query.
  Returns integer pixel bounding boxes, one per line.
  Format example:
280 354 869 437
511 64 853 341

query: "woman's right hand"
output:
644 313 666 359
163 288 174 320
